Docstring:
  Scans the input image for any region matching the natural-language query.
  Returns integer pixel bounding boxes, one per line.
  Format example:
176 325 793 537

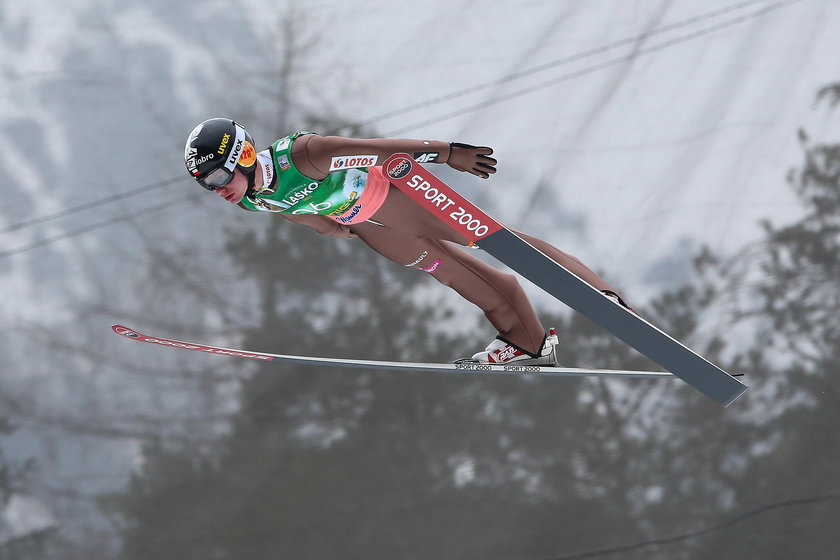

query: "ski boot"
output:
457 328 560 365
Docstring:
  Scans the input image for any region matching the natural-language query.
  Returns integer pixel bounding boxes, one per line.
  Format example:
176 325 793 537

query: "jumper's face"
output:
215 169 249 205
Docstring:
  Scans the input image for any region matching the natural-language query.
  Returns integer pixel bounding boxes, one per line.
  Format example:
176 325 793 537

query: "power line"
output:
0 176 181 235
383 0 802 136
548 492 840 559
0 194 200 259
340 0 771 132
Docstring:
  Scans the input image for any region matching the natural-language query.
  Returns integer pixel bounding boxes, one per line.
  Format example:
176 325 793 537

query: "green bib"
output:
241 132 368 215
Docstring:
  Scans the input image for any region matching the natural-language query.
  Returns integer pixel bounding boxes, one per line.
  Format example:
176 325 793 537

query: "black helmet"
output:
184 118 257 190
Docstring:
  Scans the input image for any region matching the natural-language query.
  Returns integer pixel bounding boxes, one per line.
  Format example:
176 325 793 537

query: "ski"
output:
112 324 682 379
382 154 749 407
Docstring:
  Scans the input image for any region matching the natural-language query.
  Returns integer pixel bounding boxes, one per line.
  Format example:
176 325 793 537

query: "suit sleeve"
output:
291 135 451 179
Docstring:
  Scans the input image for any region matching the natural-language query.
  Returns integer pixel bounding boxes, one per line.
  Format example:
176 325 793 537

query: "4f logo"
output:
414 152 439 163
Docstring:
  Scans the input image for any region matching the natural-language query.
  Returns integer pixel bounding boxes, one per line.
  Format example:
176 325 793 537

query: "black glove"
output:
447 142 497 179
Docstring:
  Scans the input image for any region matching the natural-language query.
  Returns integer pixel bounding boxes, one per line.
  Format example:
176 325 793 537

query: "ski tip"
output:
112 325 142 339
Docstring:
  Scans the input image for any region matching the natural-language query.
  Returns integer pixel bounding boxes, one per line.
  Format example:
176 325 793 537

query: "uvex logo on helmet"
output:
226 138 244 168
217 133 231 154
386 156 413 179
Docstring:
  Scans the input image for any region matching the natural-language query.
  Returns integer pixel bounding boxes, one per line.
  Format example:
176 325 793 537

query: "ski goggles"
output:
196 166 235 190
194 124 248 191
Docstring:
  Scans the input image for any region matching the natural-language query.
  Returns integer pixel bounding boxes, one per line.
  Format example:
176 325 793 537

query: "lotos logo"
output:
238 141 256 167
217 133 231 154
330 155 378 170
386 156 413 179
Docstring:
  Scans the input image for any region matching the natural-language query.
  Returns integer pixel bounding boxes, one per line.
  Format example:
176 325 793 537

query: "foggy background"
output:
1 0 839 558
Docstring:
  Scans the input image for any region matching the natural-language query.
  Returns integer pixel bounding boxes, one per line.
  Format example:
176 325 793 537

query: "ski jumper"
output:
240 133 623 356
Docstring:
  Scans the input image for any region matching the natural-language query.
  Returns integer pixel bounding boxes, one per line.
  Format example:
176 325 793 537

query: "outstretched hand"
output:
447 142 497 179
